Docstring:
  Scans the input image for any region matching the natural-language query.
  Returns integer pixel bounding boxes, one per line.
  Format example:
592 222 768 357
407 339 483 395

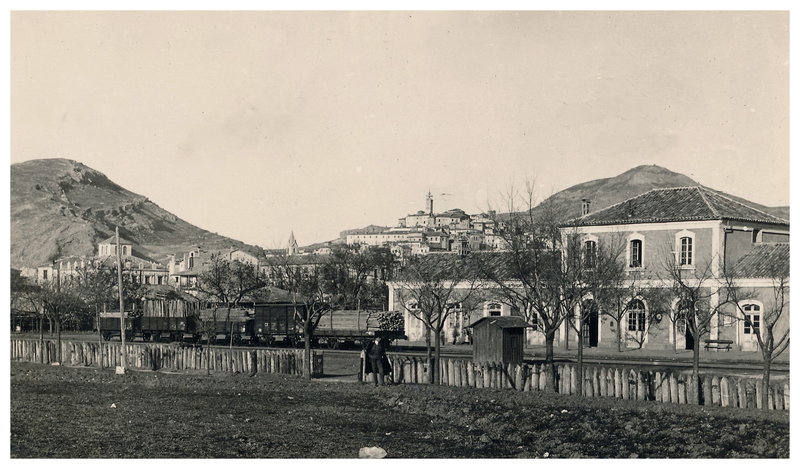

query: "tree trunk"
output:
692 326 701 405
56 318 62 364
206 333 212 375
762 355 772 410
425 325 433 384
38 316 45 364
544 328 556 392
576 322 584 397
434 327 442 385
673 320 679 353
304 320 313 379
616 319 623 352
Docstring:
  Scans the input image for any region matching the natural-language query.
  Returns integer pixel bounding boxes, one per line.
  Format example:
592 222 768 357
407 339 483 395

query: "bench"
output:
704 339 733 351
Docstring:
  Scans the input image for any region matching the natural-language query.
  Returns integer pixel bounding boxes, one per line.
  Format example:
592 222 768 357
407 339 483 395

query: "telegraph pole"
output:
116 227 127 373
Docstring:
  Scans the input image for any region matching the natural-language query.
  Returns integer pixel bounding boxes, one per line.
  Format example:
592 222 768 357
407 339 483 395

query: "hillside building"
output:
349 192 506 255
35 235 169 287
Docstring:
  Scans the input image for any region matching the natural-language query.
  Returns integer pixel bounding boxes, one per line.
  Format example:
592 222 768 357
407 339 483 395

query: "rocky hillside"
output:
10 159 260 269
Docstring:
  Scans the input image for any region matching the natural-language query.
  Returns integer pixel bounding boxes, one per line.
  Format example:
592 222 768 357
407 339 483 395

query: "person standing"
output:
365 336 388 386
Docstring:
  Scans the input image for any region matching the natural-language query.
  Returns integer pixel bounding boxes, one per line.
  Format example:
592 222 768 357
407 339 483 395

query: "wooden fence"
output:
11 339 322 378
366 354 789 411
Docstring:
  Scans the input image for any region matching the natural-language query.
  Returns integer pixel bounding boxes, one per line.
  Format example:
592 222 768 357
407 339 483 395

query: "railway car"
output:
253 302 304 346
99 311 135 341
252 305 405 348
193 307 254 345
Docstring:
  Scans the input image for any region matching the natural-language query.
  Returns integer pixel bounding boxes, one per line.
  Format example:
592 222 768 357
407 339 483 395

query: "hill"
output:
533 165 699 221
10 159 261 269
527 165 788 223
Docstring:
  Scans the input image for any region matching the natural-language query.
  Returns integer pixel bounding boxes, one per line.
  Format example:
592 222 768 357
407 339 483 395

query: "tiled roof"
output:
732 243 789 278
96 254 165 269
99 235 134 245
260 254 330 266
564 186 788 227
141 285 198 302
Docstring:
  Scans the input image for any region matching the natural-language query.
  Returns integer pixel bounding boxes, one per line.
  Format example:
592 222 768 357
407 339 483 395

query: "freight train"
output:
100 302 405 347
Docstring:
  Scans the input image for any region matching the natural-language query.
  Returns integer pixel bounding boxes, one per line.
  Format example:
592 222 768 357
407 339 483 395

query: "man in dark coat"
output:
365 337 391 386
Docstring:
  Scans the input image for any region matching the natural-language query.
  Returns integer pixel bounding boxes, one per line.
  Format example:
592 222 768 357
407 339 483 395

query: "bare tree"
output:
661 256 720 405
12 272 49 361
73 261 117 345
197 254 267 348
591 257 672 352
479 182 569 392
319 244 394 311
721 256 789 409
394 253 484 384
562 231 629 396
34 279 86 363
263 252 330 379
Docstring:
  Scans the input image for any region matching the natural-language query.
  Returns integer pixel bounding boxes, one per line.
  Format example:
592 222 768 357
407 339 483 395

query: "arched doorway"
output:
739 302 761 352
582 300 599 348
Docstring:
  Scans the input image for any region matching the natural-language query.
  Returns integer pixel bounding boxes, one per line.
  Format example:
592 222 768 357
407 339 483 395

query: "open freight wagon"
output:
99 286 201 342
253 304 405 348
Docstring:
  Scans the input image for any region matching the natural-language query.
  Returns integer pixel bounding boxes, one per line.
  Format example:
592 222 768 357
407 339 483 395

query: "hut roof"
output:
469 316 532 329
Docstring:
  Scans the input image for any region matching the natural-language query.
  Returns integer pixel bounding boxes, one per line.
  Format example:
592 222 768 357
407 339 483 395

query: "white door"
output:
740 304 761 352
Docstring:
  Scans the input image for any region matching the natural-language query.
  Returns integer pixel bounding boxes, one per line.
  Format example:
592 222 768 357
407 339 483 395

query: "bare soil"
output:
11 362 789 458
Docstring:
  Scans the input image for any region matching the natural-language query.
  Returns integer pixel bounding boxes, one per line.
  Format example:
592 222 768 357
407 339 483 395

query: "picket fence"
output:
367 354 790 411
10 339 322 378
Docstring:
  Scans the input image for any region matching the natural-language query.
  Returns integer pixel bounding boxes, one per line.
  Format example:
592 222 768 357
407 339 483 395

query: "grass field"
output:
10 362 789 458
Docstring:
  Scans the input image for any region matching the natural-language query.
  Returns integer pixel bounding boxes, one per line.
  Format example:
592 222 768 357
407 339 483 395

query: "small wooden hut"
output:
470 316 531 364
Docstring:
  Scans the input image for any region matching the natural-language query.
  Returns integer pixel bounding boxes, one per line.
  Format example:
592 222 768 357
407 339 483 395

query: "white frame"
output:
626 232 645 269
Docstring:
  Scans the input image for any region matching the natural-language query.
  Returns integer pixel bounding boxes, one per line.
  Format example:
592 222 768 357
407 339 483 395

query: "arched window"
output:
584 240 597 269
627 299 646 332
742 303 761 335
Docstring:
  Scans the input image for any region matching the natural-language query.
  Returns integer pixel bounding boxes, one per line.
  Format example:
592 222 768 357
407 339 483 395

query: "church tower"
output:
287 231 298 256
426 190 434 215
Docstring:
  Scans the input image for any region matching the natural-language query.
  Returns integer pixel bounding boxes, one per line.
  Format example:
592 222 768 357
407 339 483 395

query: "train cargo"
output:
253 304 405 348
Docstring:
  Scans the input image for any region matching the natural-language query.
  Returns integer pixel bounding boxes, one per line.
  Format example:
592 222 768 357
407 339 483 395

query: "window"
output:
487 302 502 317
743 303 761 335
584 240 597 269
627 299 646 332
42 270 48 280
629 239 643 268
679 237 693 266
529 312 539 331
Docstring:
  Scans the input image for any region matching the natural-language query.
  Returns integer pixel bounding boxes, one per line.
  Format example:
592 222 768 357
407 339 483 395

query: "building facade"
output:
388 187 789 353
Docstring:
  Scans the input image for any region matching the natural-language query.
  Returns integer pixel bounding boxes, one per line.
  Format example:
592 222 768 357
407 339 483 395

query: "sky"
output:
10 11 789 249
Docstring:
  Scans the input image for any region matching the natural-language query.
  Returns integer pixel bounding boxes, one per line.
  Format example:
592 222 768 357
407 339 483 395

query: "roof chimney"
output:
581 198 591 216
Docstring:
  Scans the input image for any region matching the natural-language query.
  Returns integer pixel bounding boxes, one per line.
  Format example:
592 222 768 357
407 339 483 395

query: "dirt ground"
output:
10 361 789 459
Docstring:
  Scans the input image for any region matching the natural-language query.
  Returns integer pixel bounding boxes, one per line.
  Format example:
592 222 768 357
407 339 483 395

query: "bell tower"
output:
287 231 299 255
426 190 434 215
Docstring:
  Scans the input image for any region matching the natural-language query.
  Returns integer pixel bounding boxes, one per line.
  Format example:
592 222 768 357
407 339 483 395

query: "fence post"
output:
515 364 524 391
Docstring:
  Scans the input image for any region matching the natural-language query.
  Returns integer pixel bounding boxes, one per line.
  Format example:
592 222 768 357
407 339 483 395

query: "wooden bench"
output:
704 339 733 351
